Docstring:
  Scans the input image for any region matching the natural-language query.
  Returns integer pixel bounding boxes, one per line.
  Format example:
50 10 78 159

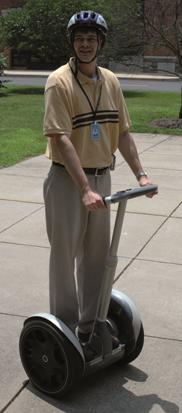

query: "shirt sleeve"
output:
43 75 72 137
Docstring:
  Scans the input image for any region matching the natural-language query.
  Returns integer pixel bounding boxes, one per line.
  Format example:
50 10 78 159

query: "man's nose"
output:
81 39 89 47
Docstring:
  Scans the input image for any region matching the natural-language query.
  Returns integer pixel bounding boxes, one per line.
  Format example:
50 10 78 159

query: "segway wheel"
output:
121 323 144 364
19 319 84 397
108 292 144 364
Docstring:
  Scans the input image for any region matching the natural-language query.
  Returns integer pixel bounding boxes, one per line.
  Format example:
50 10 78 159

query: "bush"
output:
0 53 8 91
0 52 7 73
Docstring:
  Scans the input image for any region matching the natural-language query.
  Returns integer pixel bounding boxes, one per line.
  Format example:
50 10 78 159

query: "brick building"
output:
112 0 181 73
144 0 181 72
0 0 26 15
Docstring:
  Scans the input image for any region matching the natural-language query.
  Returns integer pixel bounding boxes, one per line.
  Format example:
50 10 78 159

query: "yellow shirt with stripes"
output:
43 57 131 168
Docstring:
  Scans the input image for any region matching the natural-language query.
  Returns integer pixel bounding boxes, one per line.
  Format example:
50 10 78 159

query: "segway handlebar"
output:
104 184 158 204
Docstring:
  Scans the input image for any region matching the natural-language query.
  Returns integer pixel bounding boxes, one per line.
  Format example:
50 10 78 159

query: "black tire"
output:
19 319 84 397
108 295 144 365
121 323 144 364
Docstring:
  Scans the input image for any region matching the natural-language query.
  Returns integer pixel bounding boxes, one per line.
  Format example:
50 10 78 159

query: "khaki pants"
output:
43 164 111 333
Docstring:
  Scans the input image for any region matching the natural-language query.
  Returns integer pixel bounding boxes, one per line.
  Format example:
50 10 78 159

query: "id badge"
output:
91 121 101 141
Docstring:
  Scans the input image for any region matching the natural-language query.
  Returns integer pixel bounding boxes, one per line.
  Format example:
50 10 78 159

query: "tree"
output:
144 0 182 71
102 0 144 60
144 0 182 118
0 0 144 69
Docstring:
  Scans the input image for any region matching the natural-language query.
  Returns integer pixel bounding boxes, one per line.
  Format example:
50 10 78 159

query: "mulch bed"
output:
149 118 182 129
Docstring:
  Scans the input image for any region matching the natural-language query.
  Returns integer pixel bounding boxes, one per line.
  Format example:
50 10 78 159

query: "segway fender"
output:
111 289 142 342
24 313 85 363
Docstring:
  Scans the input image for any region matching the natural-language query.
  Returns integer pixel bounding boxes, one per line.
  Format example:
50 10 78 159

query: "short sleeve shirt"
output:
43 58 131 168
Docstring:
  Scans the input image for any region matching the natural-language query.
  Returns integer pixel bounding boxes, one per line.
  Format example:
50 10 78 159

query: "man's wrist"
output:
136 171 148 181
81 182 91 194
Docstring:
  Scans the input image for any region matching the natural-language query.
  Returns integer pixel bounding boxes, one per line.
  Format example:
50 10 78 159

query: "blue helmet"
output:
67 10 108 47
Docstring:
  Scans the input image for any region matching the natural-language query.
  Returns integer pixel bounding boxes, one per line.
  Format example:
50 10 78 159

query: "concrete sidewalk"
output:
0 133 182 412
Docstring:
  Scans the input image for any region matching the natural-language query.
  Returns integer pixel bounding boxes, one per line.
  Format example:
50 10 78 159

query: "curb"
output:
4 70 51 77
4 70 178 81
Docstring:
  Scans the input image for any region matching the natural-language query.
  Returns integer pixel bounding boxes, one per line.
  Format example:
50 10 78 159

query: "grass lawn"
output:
0 86 45 167
0 85 182 168
125 90 182 134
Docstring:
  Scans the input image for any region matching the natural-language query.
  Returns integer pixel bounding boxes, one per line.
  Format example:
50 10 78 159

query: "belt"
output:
52 162 109 176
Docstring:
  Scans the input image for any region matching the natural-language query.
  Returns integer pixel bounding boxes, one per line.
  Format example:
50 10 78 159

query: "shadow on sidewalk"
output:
26 364 179 413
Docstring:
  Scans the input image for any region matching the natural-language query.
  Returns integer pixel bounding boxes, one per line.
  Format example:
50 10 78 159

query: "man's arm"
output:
118 130 157 197
49 134 106 210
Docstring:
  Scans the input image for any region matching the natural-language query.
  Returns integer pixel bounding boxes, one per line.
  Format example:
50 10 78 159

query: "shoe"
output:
105 320 120 349
81 333 120 363
77 330 91 344
111 335 120 349
75 329 98 362
76 325 120 348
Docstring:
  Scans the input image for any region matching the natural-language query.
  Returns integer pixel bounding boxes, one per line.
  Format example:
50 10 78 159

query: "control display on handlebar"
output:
104 185 158 204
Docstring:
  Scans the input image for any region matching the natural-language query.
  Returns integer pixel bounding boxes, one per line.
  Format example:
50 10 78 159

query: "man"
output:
43 11 156 347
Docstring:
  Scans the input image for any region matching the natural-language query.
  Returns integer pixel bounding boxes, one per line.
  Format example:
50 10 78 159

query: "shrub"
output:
0 53 8 91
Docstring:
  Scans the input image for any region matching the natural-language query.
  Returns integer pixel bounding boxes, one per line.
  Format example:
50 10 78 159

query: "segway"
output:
19 184 157 397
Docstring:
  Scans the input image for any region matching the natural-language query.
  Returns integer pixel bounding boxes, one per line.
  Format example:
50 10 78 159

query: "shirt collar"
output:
68 57 104 85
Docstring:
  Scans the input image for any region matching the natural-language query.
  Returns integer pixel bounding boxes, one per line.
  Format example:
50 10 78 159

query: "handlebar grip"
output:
104 184 158 204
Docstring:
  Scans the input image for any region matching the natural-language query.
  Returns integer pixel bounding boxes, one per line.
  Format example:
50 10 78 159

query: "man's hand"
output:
82 186 106 211
138 175 158 198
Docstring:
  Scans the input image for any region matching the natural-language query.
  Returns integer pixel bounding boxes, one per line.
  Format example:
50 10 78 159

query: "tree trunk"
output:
179 86 182 118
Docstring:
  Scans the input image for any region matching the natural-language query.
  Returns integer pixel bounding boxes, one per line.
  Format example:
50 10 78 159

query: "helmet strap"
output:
73 45 99 65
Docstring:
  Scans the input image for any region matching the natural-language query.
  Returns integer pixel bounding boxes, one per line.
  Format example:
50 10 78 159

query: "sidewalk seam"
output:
0 198 44 205
145 334 182 343
115 134 171 168
0 312 26 318
0 240 49 249
135 256 182 267
114 200 182 283
0 381 28 413
0 205 44 235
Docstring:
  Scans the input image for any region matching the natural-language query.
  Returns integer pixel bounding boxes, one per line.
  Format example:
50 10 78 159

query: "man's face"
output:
73 30 101 63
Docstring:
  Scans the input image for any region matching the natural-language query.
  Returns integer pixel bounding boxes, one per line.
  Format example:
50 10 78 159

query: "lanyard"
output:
69 63 102 120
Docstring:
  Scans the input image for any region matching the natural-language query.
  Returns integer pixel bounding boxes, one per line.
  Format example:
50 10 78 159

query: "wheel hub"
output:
41 354 49 364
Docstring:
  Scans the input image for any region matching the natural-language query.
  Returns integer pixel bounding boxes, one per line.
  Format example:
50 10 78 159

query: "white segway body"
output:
19 185 157 397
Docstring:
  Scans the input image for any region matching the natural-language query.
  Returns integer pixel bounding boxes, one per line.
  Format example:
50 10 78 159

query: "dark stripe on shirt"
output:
72 119 119 130
72 109 118 121
72 113 119 127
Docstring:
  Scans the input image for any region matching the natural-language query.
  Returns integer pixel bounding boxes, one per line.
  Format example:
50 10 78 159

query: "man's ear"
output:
97 36 103 50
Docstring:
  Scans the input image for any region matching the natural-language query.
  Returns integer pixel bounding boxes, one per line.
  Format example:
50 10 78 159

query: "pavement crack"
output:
0 205 44 235
138 135 171 155
0 198 43 205
0 381 29 413
135 257 182 267
145 334 182 344
114 134 170 168
0 240 49 249
0 172 44 179
0 312 26 318
114 201 182 284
